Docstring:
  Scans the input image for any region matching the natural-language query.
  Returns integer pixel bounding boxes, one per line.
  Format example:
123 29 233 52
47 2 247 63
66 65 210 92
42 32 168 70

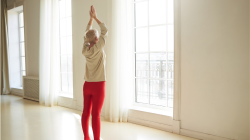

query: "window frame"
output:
18 11 26 87
133 0 174 110
58 0 73 95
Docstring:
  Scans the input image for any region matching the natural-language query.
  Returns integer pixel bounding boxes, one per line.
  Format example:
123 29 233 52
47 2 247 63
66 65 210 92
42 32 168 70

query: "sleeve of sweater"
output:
94 22 108 50
82 24 92 55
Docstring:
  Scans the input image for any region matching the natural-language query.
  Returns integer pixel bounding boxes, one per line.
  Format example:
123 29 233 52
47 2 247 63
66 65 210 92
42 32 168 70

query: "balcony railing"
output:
135 58 174 107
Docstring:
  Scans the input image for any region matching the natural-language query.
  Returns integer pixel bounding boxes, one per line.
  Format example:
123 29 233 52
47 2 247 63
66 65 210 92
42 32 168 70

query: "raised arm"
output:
91 6 108 50
94 19 108 50
82 17 93 55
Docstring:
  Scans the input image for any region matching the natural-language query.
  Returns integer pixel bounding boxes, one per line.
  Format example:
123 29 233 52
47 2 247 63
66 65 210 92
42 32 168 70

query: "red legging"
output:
81 81 105 140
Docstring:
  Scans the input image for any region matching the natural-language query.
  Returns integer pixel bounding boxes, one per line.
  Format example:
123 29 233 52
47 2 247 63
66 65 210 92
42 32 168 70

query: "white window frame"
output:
133 0 174 111
18 11 26 87
58 0 73 95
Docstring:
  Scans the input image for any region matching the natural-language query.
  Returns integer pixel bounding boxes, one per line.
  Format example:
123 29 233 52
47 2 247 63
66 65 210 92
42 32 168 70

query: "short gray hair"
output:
85 29 99 43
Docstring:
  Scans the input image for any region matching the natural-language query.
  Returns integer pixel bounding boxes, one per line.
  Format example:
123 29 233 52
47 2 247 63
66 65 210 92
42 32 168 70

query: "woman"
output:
81 5 108 140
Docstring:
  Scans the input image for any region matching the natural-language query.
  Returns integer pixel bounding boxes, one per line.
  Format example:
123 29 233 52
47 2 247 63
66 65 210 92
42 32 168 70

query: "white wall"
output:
7 0 25 10
23 0 40 76
7 10 21 88
7 0 15 9
180 0 249 140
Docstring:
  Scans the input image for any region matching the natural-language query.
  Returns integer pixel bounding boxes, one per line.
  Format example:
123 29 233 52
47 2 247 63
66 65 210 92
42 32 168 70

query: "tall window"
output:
59 0 73 94
134 0 174 108
19 11 26 86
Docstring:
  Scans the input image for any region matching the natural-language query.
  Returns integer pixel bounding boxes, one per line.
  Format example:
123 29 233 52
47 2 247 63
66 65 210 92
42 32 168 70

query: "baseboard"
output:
180 129 234 140
58 102 75 109
57 96 77 110
76 105 83 112
10 92 23 97
128 117 173 132
127 117 235 140
23 96 39 102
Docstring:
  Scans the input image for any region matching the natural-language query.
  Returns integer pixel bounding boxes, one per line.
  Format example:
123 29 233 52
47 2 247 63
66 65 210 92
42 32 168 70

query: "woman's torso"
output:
84 47 106 82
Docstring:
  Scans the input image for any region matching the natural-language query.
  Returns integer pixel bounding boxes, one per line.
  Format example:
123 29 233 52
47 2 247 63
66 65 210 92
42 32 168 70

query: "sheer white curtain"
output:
104 0 134 122
39 0 60 107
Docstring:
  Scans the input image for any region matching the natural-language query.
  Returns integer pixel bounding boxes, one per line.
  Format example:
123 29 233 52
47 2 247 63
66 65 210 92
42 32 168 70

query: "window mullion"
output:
67 54 69 92
134 23 173 29
147 0 150 105
18 12 23 85
59 15 72 20
166 0 169 107
134 0 148 4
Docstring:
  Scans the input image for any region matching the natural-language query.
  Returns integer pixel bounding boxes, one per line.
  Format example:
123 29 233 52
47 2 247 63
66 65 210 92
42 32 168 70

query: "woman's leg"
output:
91 81 105 140
82 82 93 140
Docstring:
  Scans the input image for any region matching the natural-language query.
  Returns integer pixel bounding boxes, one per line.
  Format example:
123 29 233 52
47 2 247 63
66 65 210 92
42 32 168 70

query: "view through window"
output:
19 11 26 86
59 0 73 94
134 0 174 108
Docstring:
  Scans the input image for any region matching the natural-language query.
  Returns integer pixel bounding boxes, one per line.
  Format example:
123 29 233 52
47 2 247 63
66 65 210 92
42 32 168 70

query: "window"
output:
134 0 174 108
59 0 73 94
18 11 26 86
8 7 25 89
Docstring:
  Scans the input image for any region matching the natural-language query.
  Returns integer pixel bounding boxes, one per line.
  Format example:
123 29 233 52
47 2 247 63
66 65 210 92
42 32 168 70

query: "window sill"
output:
59 93 73 98
11 87 23 90
129 105 173 117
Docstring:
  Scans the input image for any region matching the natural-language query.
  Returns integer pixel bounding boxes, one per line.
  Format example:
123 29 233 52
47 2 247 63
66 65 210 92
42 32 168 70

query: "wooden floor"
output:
1 94 197 140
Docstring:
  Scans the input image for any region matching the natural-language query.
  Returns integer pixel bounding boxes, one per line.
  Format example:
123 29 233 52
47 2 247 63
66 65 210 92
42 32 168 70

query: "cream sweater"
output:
82 23 108 82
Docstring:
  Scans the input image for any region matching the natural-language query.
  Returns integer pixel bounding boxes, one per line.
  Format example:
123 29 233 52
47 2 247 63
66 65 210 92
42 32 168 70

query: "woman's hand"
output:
90 5 97 19
89 10 93 19
88 6 94 25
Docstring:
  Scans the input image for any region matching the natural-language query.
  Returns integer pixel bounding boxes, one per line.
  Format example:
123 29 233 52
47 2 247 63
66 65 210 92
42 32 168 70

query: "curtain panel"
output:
39 0 60 107
104 0 134 122
1 0 11 95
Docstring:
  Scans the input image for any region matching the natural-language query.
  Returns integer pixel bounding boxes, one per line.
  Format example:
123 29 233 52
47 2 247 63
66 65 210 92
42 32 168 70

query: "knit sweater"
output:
82 22 108 82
